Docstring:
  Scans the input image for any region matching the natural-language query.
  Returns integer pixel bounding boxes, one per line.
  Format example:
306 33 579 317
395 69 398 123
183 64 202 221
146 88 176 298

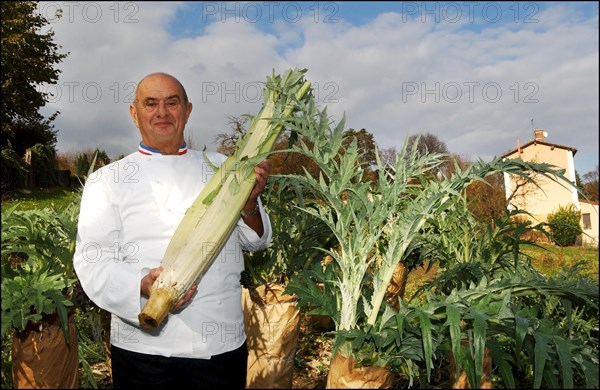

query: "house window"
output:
582 213 591 230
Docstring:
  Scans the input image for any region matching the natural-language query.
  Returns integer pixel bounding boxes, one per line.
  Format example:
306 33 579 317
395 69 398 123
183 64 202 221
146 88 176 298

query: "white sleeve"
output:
237 197 273 252
72 170 143 325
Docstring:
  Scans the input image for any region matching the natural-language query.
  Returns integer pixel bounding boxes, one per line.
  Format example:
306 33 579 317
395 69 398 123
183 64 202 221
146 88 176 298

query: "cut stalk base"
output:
138 288 177 329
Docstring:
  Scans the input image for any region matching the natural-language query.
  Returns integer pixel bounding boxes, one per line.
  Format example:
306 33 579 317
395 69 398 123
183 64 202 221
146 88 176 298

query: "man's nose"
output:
156 101 169 116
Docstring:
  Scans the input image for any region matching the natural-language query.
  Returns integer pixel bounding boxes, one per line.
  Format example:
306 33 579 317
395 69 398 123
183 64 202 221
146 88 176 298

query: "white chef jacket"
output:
73 143 272 358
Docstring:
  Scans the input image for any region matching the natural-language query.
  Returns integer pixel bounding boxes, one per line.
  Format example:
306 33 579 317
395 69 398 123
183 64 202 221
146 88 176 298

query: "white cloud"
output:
40 2 598 174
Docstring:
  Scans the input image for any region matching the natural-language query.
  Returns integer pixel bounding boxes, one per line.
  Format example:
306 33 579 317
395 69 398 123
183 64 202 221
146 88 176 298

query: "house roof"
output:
500 139 578 159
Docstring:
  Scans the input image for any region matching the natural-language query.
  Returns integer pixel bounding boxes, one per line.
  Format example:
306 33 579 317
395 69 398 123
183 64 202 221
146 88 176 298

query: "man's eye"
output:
167 100 179 108
144 101 158 108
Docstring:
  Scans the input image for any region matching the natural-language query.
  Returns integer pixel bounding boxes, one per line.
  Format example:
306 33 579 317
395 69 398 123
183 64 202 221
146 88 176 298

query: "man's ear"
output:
185 102 193 123
130 104 140 128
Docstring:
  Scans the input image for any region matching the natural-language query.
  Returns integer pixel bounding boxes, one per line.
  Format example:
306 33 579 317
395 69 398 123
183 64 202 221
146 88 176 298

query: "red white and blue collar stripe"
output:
138 142 188 156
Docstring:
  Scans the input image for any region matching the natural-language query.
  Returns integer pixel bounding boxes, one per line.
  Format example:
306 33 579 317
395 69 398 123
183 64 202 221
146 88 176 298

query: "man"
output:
73 72 272 388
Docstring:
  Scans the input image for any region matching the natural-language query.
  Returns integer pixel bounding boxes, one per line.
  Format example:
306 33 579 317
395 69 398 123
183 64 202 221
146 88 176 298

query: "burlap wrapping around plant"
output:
384 262 408 310
12 314 79 389
242 283 301 389
449 344 493 389
326 352 394 389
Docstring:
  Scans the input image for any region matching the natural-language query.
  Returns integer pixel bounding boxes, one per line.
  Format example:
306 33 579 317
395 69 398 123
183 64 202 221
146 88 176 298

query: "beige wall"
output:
580 201 599 247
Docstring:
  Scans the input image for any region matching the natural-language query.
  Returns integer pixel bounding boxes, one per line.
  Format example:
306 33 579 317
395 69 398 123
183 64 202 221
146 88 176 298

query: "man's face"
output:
129 74 192 152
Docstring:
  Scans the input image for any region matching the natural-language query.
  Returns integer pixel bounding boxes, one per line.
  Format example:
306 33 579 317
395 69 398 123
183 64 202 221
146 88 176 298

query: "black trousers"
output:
111 342 248 389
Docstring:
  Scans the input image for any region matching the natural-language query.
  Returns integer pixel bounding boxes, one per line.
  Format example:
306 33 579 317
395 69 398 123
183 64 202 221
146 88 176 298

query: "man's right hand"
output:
141 266 197 309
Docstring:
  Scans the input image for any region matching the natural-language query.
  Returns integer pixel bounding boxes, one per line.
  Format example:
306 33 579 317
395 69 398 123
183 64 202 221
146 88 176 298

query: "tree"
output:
213 115 325 179
343 128 378 183
29 143 58 188
1 1 68 186
405 132 452 177
575 171 586 196
269 135 323 178
214 115 249 156
581 165 599 202
465 170 508 225
406 132 448 156
343 128 377 167
378 147 397 167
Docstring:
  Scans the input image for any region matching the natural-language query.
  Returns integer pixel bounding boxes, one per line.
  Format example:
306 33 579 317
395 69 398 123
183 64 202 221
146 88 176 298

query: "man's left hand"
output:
248 159 272 203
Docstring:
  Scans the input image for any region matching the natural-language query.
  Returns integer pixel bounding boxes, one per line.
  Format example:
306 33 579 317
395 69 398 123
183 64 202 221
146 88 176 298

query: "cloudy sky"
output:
37 1 598 175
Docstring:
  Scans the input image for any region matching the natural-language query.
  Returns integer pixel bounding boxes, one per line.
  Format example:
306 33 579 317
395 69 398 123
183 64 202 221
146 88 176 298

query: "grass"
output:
1 187 81 212
404 243 599 286
523 242 599 278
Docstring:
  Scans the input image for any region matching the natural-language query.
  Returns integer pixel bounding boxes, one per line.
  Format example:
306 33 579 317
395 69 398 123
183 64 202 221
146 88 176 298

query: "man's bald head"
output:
135 72 189 104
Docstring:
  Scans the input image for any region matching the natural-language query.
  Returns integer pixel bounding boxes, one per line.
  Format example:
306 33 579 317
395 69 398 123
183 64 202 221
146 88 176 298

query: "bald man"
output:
73 72 272 388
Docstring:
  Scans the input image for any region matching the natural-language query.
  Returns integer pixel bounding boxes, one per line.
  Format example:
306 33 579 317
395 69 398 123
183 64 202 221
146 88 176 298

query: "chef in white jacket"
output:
73 72 272 389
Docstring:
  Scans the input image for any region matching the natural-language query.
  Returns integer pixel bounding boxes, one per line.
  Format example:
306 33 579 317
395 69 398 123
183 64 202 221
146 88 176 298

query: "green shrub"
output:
30 143 58 188
1 146 27 192
75 152 90 178
75 149 110 178
547 204 582 246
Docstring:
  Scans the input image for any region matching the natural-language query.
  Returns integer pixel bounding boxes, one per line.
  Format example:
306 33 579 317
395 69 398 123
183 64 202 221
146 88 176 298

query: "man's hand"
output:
241 160 272 237
248 159 272 203
141 266 197 310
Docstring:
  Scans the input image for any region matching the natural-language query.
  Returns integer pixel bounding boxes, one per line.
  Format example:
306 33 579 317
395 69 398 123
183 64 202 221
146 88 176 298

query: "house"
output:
500 129 598 247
